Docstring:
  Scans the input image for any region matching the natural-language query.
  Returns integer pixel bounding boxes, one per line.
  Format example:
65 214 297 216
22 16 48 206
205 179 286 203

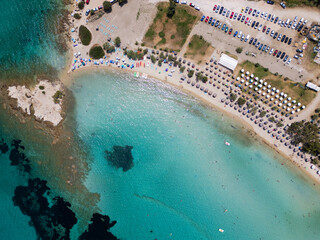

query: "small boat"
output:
218 228 224 233
225 141 230 146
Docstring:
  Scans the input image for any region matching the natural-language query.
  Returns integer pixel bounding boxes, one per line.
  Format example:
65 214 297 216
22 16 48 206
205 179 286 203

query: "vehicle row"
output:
200 16 291 64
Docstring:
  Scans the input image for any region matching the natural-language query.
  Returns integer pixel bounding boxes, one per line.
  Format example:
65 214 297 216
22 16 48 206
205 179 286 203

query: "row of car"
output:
200 16 291 64
173 1 201 11
242 5 308 31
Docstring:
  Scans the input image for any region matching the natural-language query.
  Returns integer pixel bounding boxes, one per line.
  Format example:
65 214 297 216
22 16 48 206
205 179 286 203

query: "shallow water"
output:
70 70 320 240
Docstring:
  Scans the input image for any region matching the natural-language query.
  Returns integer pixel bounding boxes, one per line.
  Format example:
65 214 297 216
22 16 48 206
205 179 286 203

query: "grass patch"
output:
238 60 316 105
224 51 238 60
185 35 214 61
89 45 105 59
79 25 92 46
143 2 200 49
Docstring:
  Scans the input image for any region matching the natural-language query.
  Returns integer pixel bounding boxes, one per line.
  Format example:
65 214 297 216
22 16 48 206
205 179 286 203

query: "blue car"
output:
222 24 226 31
201 16 205 21
225 26 228 33
233 31 238 37
211 19 216 26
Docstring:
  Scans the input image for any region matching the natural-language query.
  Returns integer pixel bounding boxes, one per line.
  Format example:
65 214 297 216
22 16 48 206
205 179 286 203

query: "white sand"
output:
8 80 63 126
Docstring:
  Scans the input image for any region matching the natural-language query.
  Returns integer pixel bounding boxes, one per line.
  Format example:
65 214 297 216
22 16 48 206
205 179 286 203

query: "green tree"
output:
118 0 128 5
78 1 85 9
89 45 105 59
103 42 115 53
230 93 237 102
236 47 243 54
103 1 112 12
79 25 92 46
237 97 246 106
74 13 81 20
114 37 121 47
259 111 266 118
180 66 185 73
151 55 156 64
187 70 194 78
167 0 176 18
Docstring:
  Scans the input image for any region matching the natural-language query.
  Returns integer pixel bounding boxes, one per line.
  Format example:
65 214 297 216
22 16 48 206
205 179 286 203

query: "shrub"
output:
187 70 194 78
118 0 128 5
180 66 185 73
89 45 105 59
159 32 165 38
151 55 156 64
103 1 112 12
78 1 85 9
167 0 176 18
259 111 266 118
230 93 237 102
79 25 92 46
237 97 246 106
103 42 115 53
53 91 63 104
171 34 175 39
74 13 81 19
114 37 121 47
236 47 243 54
39 86 45 90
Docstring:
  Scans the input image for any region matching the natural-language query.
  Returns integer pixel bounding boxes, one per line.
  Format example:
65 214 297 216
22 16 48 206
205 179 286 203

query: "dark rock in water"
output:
9 140 31 173
105 145 134 172
0 138 9 154
13 178 77 240
79 213 119 240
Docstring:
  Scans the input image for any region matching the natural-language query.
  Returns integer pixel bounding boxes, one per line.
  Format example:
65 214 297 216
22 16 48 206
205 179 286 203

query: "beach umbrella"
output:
251 74 254 78
297 102 301 106
249 79 253 83
254 77 259 81
283 105 286 109
276 89 280 93
292 100 296 103
259 79 263 84
275 95 279 98
287 103 291 106
283 100 287 104
271 97 274 101
291 110 295 114
246 76 249 80
254 82 258 85
284 94 287 98
255 87 258 91
241 79 244 83
264 82 267 86
268 85 271 88
263 87 266 91
245 82 249 86
302 105 305 109
287 107 290 111
292 106 296 109
241 69 244 73
236 77 240 81
280 92 284 96
288 97 291 101
275 100 278 104
246 71 250 75
258 90 262 94
279 103 282 107
280 97 283 101
249 85 253 88
267 89 271 93
297 108 300 112
258 84 262 88
272 87 276 91
262 92 266 96
266 95 270 98
271 92 275 96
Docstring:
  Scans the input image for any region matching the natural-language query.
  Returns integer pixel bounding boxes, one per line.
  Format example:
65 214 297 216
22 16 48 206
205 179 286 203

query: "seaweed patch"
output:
0 138 9 154
9 139 31 173
79 213 119 240
12 178 78 240
105 145 134 172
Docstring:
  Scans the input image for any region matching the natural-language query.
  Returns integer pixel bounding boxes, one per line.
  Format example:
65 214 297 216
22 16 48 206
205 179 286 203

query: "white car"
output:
195 6 200 11
181 1 187 4
287 58 291 64
238 31 242 38
258 24 263 31
269 48 274 55
260 12 264 18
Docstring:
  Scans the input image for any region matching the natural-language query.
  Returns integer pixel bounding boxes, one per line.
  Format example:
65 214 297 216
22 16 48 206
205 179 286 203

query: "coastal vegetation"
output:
185 35 213 61
79 25 92 46
103 1 112 12
78 1 84 10
74 13 81 20
89 45 105 59
196 72 208 83
103 42 115 53
52 91 63 104
114 37 121 47
287 121 320 160
236 47 243 54
143 2 200 49
124 50 144 60
238 60 316 106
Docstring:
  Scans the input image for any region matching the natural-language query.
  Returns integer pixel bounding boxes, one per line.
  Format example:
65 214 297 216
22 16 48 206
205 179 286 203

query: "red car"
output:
228 28 233 35
189 3 195 7
205 16 209 22
86 0 90 4
273 50 278 56
213 5 217 11
262 26 267 32
245 17 249 24
249 8 252 14
230 12 234 19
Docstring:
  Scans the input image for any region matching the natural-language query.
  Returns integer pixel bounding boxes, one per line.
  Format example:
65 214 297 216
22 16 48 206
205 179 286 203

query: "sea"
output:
0 0 320 240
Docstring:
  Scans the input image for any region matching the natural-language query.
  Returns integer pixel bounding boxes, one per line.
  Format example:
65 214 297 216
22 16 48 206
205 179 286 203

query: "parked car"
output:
283 55 288 62
269 48 274 55
230 12 234 19
249 8 252 14
296 49 303 53
287 58 291 64
255 41 260 47
233 31 238 37
213 5 217 11
267 0 274 4
245 34 250 42
228 28 233 34
245 17 249 24
262 45 267 51
273 32 278 39
226 10 230 18
280 2 286 9
288 38 292 45
262 26 267 32
222 9 227 16
266 27 271 34
258 24 263 31
253 38 257 45
195 6 200 11
251 21 256 28
276 51 282 58
189 3 195 7
284 36 288 43
265 46 270 53
280 52 286 59
245 7 249 13
277 34 282 41
270 30 274 37
258 43 263 50
85 9 90 16
281 35 286 42
215 20 220 27
267 14 271 21
238 14 242 21
271 15 275 22
234 13 238 20
298 24 304 32
241 15 246 22
252 9 257 16
211 19 216 26
216 5 220 13
208 17 213 24
241 34 245 41
219 6 224 14
238 31 242 38
222 24 226 31
249 37 254 44
225 26 229 33
205 16 209 23
274 16 279 24
273 50 278 56
255 21 259 29
200 16 205 22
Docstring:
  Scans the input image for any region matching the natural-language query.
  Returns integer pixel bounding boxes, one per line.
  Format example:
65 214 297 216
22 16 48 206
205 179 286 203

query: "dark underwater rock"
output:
9 140 31 173
79 213 119 240
0 138 9 154
12 178 77 240
105 145 134 172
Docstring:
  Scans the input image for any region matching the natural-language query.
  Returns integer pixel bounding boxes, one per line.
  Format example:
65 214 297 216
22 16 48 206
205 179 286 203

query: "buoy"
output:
225 141 230 146
219 228 224 233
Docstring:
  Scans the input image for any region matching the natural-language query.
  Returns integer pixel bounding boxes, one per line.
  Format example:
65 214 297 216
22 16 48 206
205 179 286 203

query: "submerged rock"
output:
105 145 134 172
12 178 77 240
0 138 9 154
79 213 119 240
9 139 31 173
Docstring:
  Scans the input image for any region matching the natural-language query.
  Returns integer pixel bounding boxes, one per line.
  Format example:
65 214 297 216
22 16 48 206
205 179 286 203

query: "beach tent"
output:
218 54 238 72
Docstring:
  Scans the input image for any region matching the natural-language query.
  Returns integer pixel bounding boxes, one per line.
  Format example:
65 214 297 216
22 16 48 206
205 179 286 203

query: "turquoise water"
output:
0 0 66 82
71 70 320 240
